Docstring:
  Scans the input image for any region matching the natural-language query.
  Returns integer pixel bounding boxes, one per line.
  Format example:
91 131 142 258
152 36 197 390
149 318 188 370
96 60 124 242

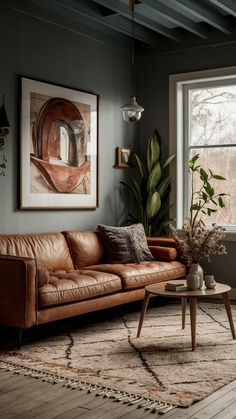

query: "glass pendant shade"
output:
121 96 144 123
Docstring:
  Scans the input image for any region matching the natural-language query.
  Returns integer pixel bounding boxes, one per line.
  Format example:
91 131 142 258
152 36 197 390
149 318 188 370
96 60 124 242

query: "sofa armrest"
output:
147 236 177 248
149 246 177 261
0 255 37 328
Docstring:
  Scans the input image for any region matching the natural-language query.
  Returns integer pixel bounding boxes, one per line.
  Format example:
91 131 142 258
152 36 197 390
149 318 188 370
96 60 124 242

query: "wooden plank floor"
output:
0 368 236 418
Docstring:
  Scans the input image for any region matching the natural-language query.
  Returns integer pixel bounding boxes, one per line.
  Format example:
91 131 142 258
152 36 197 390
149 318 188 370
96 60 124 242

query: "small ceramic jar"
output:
204 275 216 289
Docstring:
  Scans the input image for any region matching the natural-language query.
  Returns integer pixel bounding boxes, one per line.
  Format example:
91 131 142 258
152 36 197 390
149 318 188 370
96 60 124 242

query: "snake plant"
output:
121 129 175 236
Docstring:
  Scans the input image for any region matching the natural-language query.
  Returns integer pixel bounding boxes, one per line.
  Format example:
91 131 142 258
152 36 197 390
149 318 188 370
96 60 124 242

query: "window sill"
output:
223 231 236 242
175 228 236 242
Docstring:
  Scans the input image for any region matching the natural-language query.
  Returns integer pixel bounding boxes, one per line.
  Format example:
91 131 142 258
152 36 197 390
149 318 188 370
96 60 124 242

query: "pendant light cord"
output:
132 8 135 97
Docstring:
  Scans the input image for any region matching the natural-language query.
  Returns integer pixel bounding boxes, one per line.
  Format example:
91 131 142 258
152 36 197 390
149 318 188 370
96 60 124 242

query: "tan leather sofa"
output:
0 230 186 343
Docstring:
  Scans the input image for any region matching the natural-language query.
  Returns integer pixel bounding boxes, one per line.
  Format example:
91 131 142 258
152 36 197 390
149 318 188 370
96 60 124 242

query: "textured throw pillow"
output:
97 223 154 264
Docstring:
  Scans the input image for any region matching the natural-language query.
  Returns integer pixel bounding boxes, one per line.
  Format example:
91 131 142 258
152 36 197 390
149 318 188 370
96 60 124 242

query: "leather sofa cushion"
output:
37 267 49 288
64 231 104 269
149 246 177 261
38 269 121 308
85 261 186 290
0 232 74 271
147 237 177 248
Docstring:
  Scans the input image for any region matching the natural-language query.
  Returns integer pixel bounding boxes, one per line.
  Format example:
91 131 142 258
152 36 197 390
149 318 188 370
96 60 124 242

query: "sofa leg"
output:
17 328 22 349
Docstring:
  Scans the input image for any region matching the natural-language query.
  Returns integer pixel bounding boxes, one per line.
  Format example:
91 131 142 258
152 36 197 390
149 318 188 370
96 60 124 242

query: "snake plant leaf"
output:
162 154 175 170
151 203 174 230
120 181 140 206
146 190 161 219
135 154 148 178
127 213 139 223
147 161 162 193
120 181 134 199
147 130 160 173
156 203 174 221
121 129 175 236
157 176 171 199
132 179 142 203
152 219 175 236
140 176 148 203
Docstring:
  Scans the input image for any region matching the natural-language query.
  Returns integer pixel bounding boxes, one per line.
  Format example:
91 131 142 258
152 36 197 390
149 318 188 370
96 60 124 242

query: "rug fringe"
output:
0 360 175 415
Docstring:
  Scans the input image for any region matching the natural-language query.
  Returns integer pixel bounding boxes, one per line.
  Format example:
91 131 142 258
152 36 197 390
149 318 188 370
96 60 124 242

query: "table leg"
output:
189 297 197 351
137 291 150 338
182 297 187 329
222 292 236 339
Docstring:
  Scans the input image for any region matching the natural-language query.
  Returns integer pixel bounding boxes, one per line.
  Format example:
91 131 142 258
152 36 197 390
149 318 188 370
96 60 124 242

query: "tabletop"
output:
146 280 231 298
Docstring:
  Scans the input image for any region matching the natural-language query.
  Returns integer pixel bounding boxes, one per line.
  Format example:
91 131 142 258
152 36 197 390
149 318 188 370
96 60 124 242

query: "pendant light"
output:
121 0 144 123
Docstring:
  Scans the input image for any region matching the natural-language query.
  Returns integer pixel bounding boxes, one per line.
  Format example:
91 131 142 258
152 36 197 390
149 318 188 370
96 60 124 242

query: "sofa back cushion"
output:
0 232 74 271
64 231 104 269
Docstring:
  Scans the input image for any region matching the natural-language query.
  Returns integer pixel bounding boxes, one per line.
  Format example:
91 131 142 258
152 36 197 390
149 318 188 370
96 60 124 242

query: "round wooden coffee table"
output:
137 280 236 351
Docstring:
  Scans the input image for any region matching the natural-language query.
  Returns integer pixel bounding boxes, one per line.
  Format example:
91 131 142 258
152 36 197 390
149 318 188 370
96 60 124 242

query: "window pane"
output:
189 85 236 146
189 147 236 225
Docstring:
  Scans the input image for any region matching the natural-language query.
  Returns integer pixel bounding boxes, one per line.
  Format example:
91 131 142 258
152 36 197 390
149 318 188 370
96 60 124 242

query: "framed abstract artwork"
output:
20 77 99 209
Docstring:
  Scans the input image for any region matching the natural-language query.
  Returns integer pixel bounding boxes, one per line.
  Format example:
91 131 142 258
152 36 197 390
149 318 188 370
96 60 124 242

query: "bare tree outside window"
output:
188 85 236 225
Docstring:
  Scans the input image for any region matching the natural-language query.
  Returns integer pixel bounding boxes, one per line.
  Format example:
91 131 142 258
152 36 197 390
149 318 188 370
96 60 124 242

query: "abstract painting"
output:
20 77 98 208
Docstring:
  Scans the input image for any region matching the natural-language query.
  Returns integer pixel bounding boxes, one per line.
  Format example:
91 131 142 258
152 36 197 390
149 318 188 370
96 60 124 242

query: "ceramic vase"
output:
186 274 200 290
189 263 204 288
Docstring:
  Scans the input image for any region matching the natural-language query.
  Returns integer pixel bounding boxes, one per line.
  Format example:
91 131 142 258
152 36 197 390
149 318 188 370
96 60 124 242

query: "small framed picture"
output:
115 146 132 168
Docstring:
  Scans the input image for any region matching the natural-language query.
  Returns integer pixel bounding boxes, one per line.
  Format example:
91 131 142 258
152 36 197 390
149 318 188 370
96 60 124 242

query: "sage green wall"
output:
0 5 137 234
138 43 236 286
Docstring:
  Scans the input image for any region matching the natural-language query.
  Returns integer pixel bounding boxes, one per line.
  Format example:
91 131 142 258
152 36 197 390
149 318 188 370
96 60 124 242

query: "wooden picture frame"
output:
115 146 132 168
20 77 99 209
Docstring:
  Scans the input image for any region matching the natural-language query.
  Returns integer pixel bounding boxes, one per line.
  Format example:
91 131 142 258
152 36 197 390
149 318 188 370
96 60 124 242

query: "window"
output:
169 67 236 236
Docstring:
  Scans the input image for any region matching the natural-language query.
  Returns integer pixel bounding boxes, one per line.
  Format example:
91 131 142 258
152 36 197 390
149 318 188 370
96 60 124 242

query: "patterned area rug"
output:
1 302 236 409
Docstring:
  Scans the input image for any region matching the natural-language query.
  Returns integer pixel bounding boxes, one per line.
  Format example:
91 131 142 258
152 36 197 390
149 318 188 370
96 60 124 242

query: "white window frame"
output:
169 66 236 241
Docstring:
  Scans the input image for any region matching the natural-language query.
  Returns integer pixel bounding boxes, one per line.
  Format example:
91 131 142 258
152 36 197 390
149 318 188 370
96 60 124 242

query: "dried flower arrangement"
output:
171 154 228 265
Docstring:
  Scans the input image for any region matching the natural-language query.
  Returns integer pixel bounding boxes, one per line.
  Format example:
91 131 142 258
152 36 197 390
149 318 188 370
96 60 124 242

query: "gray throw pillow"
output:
97 223 154 264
